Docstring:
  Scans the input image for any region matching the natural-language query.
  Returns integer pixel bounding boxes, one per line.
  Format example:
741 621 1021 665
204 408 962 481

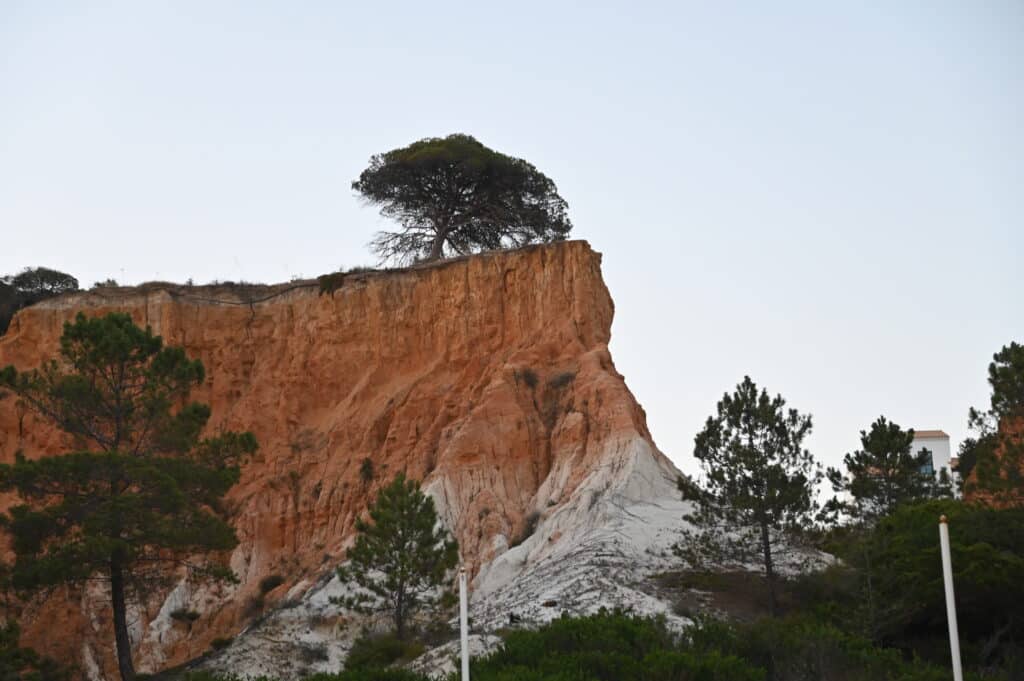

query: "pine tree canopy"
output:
825 416 951 522
353 134 572 264
676 376 821 616
0 312 256 681
335 472 458 640
963 340 1024 505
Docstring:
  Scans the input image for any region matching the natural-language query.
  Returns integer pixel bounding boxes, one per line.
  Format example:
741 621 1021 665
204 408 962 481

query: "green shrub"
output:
360 457 375 484
305 671 429 681
514 368 538 390
209 636 233 651
469 610 761 681
546 372 575 390
183 675 281 681
169 608 201 623
816 500 1024 671
344 632 425 672
259 574 286 594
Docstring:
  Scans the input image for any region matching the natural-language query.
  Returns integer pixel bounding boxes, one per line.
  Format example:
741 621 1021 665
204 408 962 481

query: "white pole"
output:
459 565 470 681
939 515 964 681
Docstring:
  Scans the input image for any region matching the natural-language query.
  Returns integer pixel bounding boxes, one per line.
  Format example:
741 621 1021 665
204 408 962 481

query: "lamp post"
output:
939 515 963 681
459 565 470 681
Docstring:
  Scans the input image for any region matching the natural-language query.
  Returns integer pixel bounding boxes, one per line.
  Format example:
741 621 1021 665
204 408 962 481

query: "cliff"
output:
0 241 684 678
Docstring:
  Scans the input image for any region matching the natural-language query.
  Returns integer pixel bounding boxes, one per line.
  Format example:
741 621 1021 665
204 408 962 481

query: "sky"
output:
2 1 1022 478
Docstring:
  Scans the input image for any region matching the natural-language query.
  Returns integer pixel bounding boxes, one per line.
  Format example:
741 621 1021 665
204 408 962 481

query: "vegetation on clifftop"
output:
353 134 572 264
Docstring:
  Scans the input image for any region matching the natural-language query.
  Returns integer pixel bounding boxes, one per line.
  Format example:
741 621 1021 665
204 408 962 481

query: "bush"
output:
187 672 435 681
169 608 201 623
360 457 375 484
817 499 1024 671
209 636 233 651
466 610 996 681
306 671 429 681
0 620 69 681
344 632 425 672
260 574 286 594
546 372 575 390
514 368 538 390
469 610 761 681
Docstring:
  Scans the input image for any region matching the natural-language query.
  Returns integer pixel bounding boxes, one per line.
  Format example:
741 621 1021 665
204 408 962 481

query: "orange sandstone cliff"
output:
0 241 682 678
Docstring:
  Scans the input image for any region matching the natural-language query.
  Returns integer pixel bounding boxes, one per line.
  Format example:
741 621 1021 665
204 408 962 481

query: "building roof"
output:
913 429 949 439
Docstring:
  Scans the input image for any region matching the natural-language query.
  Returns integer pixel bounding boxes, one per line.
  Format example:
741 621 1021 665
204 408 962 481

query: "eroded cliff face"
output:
0 241 680 678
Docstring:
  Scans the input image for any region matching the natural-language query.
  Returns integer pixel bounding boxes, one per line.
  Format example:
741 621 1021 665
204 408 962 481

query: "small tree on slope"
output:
335 472 458 640
825 416 952 523
0 313 256 681
675 376 822 617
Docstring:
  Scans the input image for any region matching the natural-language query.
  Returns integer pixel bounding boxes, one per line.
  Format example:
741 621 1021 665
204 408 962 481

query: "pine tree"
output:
825 416 952 523
675 376 821 617
353 134 572 264
335 473 458 640
964 341 1024 506
0 312 256 681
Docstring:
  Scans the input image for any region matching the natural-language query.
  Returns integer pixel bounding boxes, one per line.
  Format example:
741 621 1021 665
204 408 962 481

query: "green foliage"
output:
360 457 375 485
353 134 572 264
0 450 241 591
866 500 1023 667
164 609 1009 681
677 376 822 616
546 372 575 391
0 267 79 336
307 672 431 681
825 416 951 523
209 637 233 651
954 435 990 490
0 313 256 681
189 671 432 681
317 272 348 297
817 499 1024 672
468 610 762 681
986 341 1024 421
0 621 69 681
513 368 538 390
335 473 458 640
962 340 1024 505
259 574 285 595
6 269 79 297
344 632 425 672
169 608 200 623
685 615 980 681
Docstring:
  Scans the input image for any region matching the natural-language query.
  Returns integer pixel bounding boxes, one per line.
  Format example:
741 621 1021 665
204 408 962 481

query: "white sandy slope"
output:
188 434 692 679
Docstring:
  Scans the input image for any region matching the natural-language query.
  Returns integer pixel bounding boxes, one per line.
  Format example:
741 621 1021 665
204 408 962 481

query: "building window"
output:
918 447 934 476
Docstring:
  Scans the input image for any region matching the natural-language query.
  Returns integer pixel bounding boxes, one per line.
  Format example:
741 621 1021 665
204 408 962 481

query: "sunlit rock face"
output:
0 241 685 679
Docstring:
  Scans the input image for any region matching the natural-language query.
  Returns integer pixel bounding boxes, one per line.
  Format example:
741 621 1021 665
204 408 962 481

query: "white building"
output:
911 429 953 477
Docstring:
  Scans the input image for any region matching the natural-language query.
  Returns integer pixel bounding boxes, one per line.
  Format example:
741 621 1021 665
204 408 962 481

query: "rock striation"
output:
0 241 686 679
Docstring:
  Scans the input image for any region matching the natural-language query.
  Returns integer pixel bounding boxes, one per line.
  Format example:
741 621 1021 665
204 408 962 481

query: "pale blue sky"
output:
2 1 1022 476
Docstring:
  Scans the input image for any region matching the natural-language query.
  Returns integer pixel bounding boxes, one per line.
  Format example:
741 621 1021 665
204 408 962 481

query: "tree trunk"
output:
862 539 877 638
395 587 406 641
760 521 778 618
428 228 448 261
110 559 136 681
